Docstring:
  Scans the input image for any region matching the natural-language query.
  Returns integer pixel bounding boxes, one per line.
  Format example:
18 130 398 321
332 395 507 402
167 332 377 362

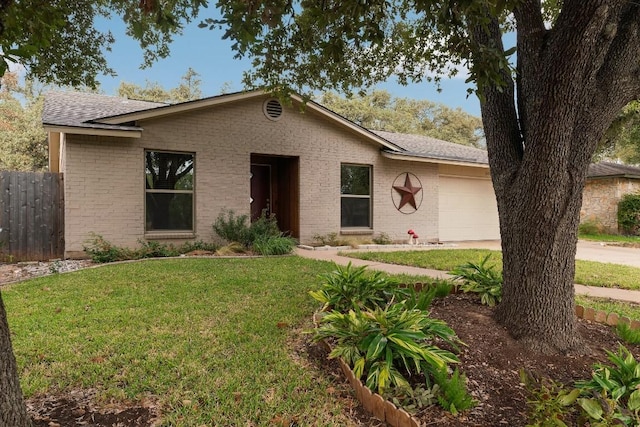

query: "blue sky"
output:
96 17 482 116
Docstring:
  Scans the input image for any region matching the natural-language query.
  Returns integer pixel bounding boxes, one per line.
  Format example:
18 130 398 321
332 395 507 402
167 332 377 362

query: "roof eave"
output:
290 94 403 152
381 150 490 168
588 174 640 180
95 90 269 124
43 124 142 138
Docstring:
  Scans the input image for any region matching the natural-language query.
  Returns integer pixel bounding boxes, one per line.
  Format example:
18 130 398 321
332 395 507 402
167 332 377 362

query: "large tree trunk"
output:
0 292 31 427
471 0 640 354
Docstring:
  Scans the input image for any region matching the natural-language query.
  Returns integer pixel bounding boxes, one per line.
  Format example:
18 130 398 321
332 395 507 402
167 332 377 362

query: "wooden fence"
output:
0 171 64 261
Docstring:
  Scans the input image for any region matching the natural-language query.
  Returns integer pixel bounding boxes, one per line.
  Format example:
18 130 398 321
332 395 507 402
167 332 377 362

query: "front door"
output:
250 164 271 221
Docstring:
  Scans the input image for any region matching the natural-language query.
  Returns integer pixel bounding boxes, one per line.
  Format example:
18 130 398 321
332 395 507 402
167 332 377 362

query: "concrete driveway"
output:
454 240 640 268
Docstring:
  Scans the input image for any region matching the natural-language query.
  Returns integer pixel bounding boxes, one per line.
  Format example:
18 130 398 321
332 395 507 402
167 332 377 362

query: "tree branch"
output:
469 14 523 192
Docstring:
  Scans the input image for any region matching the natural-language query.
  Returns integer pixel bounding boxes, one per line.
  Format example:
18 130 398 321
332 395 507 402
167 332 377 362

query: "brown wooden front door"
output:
250 164 271 222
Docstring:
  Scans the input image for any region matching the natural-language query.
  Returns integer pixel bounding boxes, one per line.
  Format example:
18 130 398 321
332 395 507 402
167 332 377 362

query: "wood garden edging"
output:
314 299 640 427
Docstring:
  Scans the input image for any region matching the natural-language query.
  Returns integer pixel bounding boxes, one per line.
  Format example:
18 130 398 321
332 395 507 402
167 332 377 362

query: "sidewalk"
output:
295 247 640 304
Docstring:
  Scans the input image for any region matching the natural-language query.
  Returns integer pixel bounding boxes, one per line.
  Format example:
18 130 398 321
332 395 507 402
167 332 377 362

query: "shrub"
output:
372 232 393 245
618 193 640 236
84 235 220 263
212 209 295 255
450 255 503 306
213 209 251 245
309 262 400 312
313 303 461 395
579 220 605 235
83 234 133 263
252 235 297 255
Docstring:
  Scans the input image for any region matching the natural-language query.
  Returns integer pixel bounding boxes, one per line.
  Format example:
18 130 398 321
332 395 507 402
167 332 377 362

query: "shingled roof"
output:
42 91 488 166
588 162 640 179
374 130 488 165
42 91 166 131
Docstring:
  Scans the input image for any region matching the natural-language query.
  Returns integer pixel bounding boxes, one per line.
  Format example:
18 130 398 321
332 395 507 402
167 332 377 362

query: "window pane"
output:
146 193 193 231
341 165 370 195
146 152 194 190
341 198 371 227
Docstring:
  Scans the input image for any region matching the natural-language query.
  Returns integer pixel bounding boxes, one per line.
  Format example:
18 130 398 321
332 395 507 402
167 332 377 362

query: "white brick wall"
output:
62 96 480 256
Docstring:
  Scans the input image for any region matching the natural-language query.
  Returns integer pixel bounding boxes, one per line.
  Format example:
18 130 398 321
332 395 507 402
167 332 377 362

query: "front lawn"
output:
4 257 382 426
342 249 640 290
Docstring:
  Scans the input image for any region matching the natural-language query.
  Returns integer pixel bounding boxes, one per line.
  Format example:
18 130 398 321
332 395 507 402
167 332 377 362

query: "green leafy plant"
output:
311 232 352 247
618 193 640 236
252 235 297 255
521 370 580 427
83 233 134 263
449 255 503 306
385 384 440 414
433 279 455 297
616 323 640 345
309 262 399 312
212 209 251 245
84 234 220 263
579 220 605 235
431 367 476 416
575 345 640 426
136 239 180 258
213 209 295 254
372 232 392 245
313 303 461 395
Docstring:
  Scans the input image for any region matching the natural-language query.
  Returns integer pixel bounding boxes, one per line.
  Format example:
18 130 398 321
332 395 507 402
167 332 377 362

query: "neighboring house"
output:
581 162 640 233
42 90 499 258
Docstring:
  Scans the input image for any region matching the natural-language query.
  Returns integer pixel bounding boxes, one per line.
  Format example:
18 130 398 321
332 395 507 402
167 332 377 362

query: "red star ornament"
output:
393 174 422 210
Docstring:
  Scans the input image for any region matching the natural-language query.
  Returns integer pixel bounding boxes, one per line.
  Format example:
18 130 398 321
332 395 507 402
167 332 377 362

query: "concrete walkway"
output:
295 242 640 304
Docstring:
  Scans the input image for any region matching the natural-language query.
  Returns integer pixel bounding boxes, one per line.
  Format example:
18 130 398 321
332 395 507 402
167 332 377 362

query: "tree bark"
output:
472 0 640 354
0 292 31 427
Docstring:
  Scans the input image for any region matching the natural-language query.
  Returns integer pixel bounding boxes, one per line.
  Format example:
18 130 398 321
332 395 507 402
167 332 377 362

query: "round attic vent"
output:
263 98 283 121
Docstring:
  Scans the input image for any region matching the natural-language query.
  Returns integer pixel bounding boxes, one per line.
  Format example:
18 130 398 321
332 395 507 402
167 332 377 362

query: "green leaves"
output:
450 254 503 306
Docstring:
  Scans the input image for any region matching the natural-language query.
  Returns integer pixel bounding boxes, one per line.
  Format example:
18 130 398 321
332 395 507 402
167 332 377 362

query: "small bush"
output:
579 220 604 235
252 235 297 255
212 209 295 255
213 209 251 245
83 234 134 263
618 193 640 236
450 255 503 306
84 235 220 263
309 262 399 312
521 370 580 426
372 232 392 245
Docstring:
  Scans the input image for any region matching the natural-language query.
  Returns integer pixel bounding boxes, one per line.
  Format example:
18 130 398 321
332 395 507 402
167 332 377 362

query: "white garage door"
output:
439 176 500 241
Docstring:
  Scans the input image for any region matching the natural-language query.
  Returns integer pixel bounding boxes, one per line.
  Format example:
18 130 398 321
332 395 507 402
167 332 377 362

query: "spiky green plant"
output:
449 254 503 306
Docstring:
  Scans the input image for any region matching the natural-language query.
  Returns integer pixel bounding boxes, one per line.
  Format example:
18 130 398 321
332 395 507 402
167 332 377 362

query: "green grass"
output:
579 233 640 244
342 249 640 290
4 257 378 426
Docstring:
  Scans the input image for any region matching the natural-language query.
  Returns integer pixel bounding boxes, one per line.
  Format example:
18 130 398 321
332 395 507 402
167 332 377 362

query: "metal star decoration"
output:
393 173 422 210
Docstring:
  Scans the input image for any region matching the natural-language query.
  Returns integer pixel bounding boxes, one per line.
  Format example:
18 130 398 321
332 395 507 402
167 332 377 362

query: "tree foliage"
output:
597 101 640 164
320 90 485 147
117 67 203 103
0 0 207 88
0 72 47 171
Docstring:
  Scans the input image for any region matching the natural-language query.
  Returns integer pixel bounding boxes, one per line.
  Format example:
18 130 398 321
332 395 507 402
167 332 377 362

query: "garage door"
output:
439 176 500 241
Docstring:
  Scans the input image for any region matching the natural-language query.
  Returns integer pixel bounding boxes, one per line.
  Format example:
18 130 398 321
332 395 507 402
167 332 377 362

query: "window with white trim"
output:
340 164 372 228
145 150 194 232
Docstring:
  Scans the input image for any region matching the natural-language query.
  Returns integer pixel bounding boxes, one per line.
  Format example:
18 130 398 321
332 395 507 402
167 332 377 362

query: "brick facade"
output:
61 95 496 257
581 178 640 233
